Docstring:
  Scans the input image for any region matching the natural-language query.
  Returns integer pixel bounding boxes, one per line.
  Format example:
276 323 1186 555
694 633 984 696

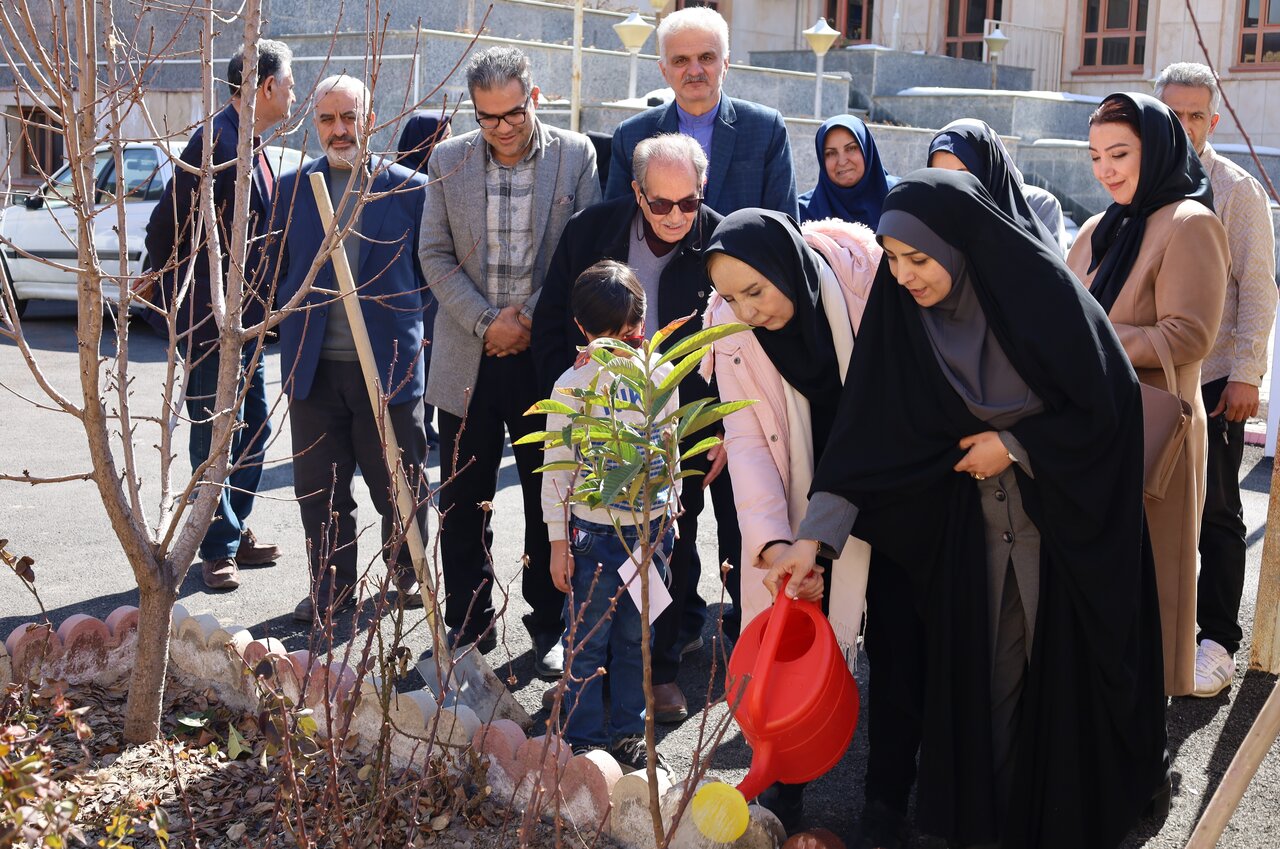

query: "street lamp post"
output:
613 12 656 101
984 26 1011 90
802 18 840 120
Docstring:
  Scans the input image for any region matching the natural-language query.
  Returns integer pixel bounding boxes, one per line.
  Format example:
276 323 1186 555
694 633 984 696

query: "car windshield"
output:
36 150 113 208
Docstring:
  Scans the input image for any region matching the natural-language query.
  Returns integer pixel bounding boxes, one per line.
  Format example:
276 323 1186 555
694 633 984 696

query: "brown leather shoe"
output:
201 557 240 590
235 528 281 566
652 682 688 724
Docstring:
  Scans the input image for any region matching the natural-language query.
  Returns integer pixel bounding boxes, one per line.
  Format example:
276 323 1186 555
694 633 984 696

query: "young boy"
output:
541 260 679 772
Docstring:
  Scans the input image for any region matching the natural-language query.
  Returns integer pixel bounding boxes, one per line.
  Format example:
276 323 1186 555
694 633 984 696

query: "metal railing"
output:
982 18 1064 91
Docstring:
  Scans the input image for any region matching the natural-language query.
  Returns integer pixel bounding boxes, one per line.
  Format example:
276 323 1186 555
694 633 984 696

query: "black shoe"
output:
523 614 565 679
446 626 497 654
755 782 805 835
1143 775 1173 822
852 798 907 849
292 588 356 623
610 735 668 774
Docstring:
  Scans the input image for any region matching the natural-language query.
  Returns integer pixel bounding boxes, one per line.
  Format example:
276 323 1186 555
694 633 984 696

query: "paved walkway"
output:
1 303 1277 847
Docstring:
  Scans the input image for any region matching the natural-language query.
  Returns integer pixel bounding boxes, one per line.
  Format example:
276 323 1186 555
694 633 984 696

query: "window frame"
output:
16 105 64 181
942 0 1004 62
1236 0 1280 68
824 0 874 45
1078 0 1149 73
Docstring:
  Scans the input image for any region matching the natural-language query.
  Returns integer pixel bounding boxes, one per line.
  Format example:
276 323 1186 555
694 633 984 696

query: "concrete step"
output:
872 87 1100 143
750 45 1034 111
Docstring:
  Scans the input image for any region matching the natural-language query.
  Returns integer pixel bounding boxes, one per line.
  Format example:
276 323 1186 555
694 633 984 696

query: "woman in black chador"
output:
768 169 1168 848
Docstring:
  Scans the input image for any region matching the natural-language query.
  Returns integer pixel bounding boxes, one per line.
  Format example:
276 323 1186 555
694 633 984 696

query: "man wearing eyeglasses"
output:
418 45 600 674
532 133 723 723
603 6 797 220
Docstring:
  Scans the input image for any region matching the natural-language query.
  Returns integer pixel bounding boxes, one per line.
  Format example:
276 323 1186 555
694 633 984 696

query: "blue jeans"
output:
186 345 271 561
561 516 673 748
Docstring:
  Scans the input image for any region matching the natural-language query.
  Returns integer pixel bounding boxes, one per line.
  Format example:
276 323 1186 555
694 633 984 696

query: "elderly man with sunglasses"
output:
532 133 724 723
419 45 600 674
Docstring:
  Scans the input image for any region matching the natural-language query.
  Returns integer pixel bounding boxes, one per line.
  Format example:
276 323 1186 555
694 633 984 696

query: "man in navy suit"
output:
606 6 775 662
145 39 294 591
268 75 431 622
604 6 798 219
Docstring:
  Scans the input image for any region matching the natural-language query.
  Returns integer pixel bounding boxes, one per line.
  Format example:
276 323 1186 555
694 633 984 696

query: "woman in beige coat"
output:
1067 92 1228 695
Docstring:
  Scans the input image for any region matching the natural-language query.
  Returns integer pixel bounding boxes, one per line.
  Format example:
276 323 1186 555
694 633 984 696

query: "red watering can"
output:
726 575 860 802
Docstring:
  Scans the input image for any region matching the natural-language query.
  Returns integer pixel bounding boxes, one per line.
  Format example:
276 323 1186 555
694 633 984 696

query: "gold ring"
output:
973 473 986 481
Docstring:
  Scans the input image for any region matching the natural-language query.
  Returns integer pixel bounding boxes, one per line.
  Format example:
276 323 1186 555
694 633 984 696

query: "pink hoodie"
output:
702 218 881 631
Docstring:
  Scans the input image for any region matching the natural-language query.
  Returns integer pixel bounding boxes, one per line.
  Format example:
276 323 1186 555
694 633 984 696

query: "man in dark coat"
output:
144 39 295 590
267 74 430 622
533 132 724 723
603 6 797 219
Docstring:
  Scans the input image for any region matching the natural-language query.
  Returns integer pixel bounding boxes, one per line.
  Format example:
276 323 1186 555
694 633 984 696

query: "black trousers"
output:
709 469 743 638
437 352 562 637
290 359 429 595
863 553 926 816
1197 377 1249 654
653 442 712 683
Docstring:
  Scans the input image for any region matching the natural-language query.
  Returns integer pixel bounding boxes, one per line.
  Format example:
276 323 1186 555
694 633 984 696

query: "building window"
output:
16 106 63 180
1240 0 1280 65
944 0 1003 61
1081 0 1149 68
675 0 719 10
826 0 873 43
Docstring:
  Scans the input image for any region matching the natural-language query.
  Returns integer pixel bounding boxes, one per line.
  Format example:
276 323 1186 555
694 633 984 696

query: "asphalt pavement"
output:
1 302 1277 847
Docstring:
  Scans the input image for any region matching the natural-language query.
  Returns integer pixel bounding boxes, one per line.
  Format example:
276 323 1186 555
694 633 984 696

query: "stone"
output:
513 734 572 814
0 639 11 686
103 605 139 643
384 689 442 766
242 637 288 672
4 622 62 682
559 749 624 830
169 613 223 677
739 804 787 849
608 770 672 848
782 828 846 849
473 720 527 798
55 615 112 684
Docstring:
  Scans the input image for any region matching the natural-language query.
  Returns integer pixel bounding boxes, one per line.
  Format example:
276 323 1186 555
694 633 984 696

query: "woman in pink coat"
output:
704 210 912 847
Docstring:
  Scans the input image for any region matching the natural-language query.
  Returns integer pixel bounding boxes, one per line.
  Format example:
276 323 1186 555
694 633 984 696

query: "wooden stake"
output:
308 172 530 728
1186 678 1280 848
1250 450 1280 674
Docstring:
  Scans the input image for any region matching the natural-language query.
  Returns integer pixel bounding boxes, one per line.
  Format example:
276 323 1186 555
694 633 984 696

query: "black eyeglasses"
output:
640 191 702 216
475 97 530 130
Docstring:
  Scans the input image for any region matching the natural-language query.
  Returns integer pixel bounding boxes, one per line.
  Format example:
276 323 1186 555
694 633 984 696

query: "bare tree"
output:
0 0 449 743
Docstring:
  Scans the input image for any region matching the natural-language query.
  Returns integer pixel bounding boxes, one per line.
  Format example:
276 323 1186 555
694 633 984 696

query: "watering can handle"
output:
746 575 794 734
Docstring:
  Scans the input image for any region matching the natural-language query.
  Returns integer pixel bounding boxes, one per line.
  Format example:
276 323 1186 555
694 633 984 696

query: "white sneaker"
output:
1191 639 1235 698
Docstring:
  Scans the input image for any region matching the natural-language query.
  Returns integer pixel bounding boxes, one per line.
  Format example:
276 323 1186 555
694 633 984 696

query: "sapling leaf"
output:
656 322 751 366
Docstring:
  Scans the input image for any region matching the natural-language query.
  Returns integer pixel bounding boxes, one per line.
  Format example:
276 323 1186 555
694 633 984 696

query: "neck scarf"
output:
927 118 1058 250
799 114 897 228
1086 92 1213 313
877 208 1044 429
706 209 842 401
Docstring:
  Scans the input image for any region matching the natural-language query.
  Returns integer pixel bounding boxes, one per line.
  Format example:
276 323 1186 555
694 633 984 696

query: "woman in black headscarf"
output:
927 118 1065 252
1067 92 1228 697
703 210 879 834
769 170 1168 848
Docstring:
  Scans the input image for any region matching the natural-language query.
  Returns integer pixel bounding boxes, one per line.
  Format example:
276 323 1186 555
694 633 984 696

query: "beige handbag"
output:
1139 326 1191 502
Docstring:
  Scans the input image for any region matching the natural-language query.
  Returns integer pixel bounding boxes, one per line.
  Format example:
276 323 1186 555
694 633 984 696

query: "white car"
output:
0 141 307 318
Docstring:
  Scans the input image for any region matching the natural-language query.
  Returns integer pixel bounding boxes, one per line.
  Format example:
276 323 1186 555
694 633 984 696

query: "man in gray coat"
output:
418 46 600 675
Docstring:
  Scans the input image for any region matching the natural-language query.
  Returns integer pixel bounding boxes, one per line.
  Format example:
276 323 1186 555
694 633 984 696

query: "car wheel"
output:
0 254 28 320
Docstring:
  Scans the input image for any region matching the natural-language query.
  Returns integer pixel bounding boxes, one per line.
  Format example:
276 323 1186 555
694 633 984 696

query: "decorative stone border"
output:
1 605 784 849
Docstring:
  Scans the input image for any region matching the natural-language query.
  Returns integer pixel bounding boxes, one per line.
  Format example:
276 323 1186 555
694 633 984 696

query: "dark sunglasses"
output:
640 191 702 216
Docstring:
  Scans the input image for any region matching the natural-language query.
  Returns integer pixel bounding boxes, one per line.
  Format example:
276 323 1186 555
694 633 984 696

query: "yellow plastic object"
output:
691 781 750 843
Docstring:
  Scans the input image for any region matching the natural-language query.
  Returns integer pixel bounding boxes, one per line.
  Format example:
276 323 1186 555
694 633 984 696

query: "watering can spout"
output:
735 756 775 803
